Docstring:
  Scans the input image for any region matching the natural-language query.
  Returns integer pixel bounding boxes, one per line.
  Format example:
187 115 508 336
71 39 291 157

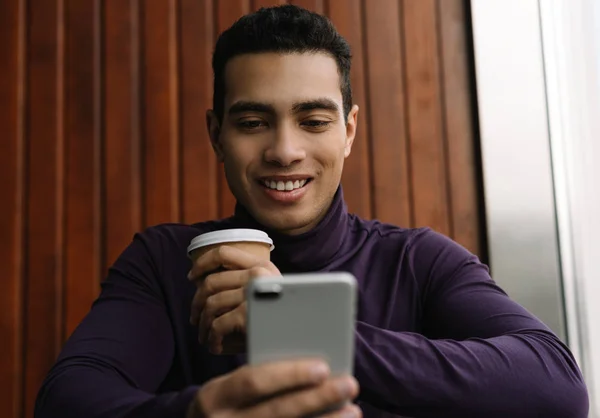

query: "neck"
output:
272 202 335 237
231 186 350 272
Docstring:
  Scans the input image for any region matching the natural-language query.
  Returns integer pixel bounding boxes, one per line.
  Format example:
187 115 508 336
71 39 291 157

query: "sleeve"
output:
354 229 589 418
34 231 199 418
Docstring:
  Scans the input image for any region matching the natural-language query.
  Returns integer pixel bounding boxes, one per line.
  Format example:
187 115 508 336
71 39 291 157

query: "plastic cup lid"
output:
187 228 274 256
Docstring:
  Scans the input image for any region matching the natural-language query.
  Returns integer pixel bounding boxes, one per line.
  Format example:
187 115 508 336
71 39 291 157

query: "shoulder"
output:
399 227 491 298
110 218 234 274
350 215 485 276
349 215 429 253
354 215 477 255
133 220 225 251
404 228 485 274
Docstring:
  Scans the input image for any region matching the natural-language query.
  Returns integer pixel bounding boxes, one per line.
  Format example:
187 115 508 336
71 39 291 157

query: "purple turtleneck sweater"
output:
34 188 588 417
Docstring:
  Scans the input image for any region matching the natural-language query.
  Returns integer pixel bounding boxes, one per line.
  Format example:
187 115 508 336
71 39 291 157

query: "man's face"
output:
207 52 358 235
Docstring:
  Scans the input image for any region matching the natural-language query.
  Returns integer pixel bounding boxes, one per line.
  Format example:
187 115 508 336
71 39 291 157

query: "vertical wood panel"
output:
363 0 412 226
215 0 250 217
290 0 323 13
252 0 286 10
3 3 484 416
24 0 64 415
403 0 450 234
438 0 482 254
180 0 219 223
63 0 102 340
104 0 143 266
142 0 181 226
0 0 25 416
327 0 372 219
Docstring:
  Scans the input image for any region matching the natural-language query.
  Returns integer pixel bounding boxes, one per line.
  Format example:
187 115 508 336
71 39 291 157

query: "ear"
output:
206 110 224 162
344 105 359 158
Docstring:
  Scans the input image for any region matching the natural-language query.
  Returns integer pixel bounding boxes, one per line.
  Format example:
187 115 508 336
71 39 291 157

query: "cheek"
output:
312 135 348 169
221 138 263 180
222 133 251 160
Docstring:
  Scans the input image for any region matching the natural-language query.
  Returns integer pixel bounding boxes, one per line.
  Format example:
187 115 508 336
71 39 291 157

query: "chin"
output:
264 217 308 233
255 211 313 235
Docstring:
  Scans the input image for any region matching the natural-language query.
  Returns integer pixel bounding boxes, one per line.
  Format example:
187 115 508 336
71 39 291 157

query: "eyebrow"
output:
227 98 340 116
291 98 340 114
228 101 276 116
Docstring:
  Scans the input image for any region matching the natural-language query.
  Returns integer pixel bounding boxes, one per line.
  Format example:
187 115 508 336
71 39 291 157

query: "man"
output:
35 5 588 418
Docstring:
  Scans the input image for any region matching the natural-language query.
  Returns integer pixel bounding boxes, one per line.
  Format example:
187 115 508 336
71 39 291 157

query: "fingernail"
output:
310 362 330 381
340 406 360 418
336 378 357 397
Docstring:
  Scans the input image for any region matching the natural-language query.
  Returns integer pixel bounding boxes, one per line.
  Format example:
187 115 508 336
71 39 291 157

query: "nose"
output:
263 124 306 167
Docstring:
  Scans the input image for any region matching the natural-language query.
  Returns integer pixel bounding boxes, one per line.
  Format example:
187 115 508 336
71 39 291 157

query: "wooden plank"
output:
141 0 181 225
180 0 219 223
63 0 102 340
402 0 450 234
362 0 411 226
0 0 25 416
290 0 323 13
23 0 65 415
438 0 483 255
104 0 143 267
252 0 286 10
327 0 372 219
215 0 250 217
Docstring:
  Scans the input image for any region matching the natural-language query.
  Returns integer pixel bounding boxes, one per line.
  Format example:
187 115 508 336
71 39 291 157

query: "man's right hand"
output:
188 245 281 355
187 359 361 418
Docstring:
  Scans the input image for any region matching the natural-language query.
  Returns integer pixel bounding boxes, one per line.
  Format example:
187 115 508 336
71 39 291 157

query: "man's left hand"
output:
188 245 280 354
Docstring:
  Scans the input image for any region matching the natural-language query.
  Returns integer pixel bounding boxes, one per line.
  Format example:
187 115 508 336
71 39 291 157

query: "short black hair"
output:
212 5 353 122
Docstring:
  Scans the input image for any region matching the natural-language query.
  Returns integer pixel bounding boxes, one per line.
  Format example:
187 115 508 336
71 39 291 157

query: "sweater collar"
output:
231 186 350 272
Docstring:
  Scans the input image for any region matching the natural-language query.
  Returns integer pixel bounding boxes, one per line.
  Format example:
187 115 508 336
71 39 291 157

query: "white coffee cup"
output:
187 228 274 263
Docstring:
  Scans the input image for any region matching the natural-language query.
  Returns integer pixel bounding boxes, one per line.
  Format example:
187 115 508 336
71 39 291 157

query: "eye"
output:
237 119 268 131
301 120 332 130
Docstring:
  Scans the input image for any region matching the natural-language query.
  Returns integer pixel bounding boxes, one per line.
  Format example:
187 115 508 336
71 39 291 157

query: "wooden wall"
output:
0 0 483 417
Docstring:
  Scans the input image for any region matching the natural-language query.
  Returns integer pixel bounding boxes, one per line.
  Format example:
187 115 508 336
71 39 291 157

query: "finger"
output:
203 265 273 296
208 303 247 354
199 288 244 343
189 246 272 280
185 391 205 418
241 376 359 418
190 266 274 327
190 270 248 326
320 404 362 418
193 373 229 417
221 360 332 408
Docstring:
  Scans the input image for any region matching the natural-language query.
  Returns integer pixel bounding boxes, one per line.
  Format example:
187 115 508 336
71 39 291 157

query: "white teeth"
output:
262 179 309 191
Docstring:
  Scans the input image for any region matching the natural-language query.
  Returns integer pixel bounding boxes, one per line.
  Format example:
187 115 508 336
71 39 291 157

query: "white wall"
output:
471 0 600 415
470 0 565 341
539 0 600 415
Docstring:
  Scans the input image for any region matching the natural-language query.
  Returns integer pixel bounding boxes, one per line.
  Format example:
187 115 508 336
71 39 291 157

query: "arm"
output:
34 231 198 418
354 230 588 418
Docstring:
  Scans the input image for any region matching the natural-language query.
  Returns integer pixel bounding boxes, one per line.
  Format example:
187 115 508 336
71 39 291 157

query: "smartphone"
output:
246 272 357 376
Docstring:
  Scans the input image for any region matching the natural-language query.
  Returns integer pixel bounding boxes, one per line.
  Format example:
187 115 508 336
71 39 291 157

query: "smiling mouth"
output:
260 178 313 192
